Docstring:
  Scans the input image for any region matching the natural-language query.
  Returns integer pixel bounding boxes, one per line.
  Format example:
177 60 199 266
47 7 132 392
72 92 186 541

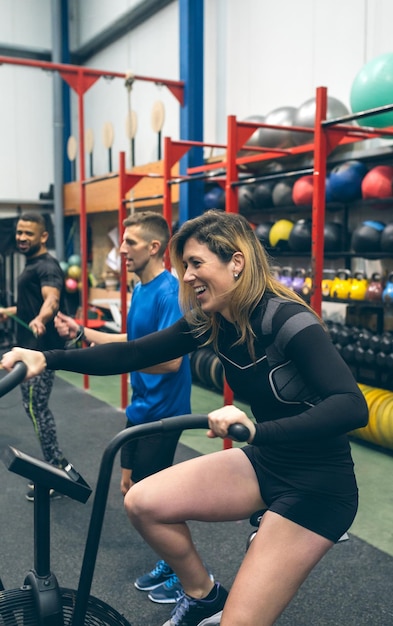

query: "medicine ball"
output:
253 182 273 209
324 222 343 251
204 186 225 210
351 220 385 253
328 160 368 202
381 222 393 253
288 218 312 252
361 165 393 199
255 221 274 247
325 175 334 203
238 185 256 216
269 219 294 250
292 175 314 206
272 181 294 207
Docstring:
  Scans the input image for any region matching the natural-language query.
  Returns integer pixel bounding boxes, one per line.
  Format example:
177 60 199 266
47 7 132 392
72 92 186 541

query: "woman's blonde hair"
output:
170 210 318 355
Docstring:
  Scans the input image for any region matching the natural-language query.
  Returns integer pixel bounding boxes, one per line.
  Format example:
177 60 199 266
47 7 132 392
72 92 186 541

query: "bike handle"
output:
0 363 251 441
0 361 27 397
227 423 250 442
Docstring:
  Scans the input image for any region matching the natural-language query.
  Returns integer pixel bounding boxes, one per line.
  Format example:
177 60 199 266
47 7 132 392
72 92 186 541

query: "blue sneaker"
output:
161 582 227 626
149 567 215 604
148 574 183 604
134 560 174 591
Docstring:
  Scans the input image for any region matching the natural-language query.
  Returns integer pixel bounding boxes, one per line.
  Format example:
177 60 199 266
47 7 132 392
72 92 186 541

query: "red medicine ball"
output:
361 165 393 199
292 175 314 206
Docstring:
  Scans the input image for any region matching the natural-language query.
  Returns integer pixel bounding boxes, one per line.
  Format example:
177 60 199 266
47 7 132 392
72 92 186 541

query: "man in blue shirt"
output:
55 211 192 602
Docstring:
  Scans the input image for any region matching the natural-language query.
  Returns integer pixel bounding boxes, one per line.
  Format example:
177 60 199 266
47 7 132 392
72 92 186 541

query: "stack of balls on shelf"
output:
254 218 343 254
60 254 82 293
204 161 393 214
241 95 354 176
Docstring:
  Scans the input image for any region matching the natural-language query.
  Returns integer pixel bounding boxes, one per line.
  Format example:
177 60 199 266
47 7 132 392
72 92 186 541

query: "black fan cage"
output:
0 587 131 626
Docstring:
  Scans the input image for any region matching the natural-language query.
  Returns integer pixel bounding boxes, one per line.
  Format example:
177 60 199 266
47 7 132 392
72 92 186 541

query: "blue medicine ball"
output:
329 160 368 202
204 186 225 210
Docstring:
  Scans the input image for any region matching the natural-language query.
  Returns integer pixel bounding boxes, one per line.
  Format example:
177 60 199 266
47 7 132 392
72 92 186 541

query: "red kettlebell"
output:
366 272 383 302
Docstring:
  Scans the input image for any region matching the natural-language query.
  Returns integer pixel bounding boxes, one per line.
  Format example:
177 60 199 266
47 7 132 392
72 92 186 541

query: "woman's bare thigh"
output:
126 447 265 523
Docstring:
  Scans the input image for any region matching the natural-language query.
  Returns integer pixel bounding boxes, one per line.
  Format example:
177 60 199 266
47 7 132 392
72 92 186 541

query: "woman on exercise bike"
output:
2 210 368 626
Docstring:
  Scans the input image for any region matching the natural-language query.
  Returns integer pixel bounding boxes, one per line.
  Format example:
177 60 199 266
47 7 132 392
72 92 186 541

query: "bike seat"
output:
2 446 91 503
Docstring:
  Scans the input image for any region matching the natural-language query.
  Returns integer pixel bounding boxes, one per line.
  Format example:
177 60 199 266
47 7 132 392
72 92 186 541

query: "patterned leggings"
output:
20 369 64 465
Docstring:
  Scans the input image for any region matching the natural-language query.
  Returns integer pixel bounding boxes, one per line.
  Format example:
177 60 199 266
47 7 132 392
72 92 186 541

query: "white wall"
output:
76 2 180 175
0 0 51 47
1 0 393 201
0 0 53 201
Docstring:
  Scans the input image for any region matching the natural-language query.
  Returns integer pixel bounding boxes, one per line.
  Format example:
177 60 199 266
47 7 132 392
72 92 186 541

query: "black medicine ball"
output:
351 220 385 253
272 181 294 207
381 222 393 253
253 182 273 209
288 218 312 252
324 222 342 252
255 221 274 247
238 185 256 215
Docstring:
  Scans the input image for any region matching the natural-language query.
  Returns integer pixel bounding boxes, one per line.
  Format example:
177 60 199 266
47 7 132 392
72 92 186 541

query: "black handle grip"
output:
227 423 250 442
0 361 27 398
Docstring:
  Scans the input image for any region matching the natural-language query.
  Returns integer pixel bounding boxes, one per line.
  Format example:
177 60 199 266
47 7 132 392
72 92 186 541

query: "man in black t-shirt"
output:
0 213 71 501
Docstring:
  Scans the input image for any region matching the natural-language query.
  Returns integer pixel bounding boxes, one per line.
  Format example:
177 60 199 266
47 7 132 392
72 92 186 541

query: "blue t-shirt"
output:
125 270 191 425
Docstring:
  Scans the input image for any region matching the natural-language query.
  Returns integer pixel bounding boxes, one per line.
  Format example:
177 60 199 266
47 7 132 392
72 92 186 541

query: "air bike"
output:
0 362 250 626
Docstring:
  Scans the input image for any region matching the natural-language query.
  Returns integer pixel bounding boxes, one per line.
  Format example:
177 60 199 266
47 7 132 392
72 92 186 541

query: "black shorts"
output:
120 427 182 483
242 446 358 543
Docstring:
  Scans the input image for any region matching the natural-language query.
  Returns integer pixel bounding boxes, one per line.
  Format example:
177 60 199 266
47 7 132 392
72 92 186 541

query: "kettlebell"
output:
301 270 313 298
366 272 383 302
279 266 293 289
330 269 352 299
292 268 306 294
382 272 393 303
321 269 336 298
349 270 368 300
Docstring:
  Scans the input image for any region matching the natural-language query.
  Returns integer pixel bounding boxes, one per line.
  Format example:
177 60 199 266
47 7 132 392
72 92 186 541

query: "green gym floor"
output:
58 371 393 557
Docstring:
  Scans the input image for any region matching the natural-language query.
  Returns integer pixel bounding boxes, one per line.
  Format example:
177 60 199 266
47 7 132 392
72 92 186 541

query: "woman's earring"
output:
234 273 239 280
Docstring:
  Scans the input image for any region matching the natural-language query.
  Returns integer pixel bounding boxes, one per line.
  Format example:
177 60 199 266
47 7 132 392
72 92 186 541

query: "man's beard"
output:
17 242 41 257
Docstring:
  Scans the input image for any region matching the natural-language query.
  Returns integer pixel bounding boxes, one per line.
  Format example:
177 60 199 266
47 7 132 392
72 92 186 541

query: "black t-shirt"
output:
17 252 66 350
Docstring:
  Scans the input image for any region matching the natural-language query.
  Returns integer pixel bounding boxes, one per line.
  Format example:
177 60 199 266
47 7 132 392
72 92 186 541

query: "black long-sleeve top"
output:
44 294 368 443
44 293 368 493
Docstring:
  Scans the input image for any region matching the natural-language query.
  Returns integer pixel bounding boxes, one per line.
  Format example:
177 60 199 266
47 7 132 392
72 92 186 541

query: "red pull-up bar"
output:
0 54 184 391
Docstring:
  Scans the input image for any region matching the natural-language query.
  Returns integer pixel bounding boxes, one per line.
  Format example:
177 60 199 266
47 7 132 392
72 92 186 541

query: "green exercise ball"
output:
350 53 393 128
67 253 82 267
59 261 69 274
